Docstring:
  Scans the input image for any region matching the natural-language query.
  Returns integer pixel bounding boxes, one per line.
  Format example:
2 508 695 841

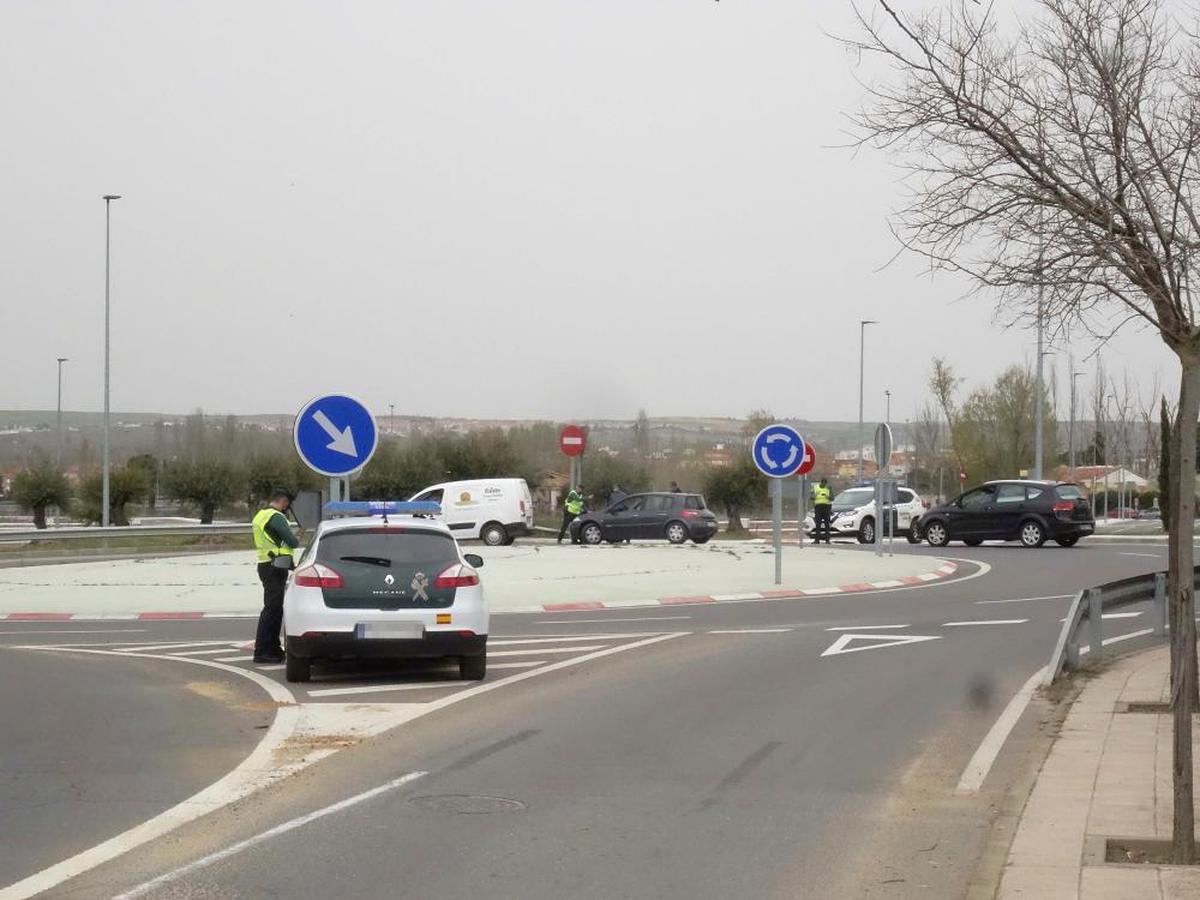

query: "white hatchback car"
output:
282 502 489 683
804 486 926 543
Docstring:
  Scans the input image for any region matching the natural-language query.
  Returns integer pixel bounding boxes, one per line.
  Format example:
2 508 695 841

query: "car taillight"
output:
294 563 343 588
681 509 700 518
434 563 480 589
1052 501 1075 513
520 500 527 514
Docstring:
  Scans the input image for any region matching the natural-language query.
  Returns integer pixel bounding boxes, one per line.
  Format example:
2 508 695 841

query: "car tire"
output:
665 521 689 545
459 651 486 681
1019 519 1046 548
857 517 875 544
1055 536 1079 548
581 522 604 545
285 654 311 683
963 538 983 547
906 521 922 544
924 520 950 547
481 522 507 546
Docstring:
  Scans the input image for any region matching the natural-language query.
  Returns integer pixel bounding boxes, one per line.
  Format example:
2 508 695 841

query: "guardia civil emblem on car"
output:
411 572 429 601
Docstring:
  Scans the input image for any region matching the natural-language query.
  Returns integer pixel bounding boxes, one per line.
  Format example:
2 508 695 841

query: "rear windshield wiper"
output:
340 555 392 567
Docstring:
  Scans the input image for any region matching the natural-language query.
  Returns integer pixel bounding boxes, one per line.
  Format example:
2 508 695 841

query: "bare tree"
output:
846 0 1200 860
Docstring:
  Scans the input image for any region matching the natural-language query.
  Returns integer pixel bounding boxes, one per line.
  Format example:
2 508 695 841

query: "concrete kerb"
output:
0 544 965 621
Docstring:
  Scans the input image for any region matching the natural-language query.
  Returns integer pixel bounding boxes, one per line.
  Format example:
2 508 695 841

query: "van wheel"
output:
858 517 875 544
665 521 689 544
459 651 486 680
481 522 507 546
285 654 311 683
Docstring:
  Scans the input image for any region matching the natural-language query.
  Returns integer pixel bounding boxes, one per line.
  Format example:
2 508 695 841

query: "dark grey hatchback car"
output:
920 480 1095 548
569 492 719 545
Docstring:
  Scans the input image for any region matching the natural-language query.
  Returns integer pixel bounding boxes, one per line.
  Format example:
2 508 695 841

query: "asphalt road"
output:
0 540 1173 899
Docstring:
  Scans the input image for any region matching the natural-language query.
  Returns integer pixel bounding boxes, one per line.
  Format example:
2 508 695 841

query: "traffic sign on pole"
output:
873 423 893 475
751 424 807 479
560 425 586 458
294 394 379 478
797 443 816 476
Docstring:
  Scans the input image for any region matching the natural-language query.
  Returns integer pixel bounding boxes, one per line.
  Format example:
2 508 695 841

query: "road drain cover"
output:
408 794 527 814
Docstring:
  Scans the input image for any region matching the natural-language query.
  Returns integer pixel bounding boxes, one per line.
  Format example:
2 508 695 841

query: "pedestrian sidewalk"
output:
998 645 1200 898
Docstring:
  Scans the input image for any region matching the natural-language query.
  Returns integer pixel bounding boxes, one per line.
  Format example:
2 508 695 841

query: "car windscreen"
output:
1055 485 1085 501
832 489 873 511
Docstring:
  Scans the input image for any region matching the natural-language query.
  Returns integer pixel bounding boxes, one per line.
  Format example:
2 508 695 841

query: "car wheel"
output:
1019 519 1046 548
906 521 922 544
481 522 507 546
665 521 689 544
285 654 311 683
924 520 950 547
1055 536 1079 548
581 522 604 545
963 538 983 547
459 651 486 681
858 517 875 544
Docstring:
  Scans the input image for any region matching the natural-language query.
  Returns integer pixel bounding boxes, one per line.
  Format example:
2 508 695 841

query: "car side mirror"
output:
272 555 295 571
464 553 484 568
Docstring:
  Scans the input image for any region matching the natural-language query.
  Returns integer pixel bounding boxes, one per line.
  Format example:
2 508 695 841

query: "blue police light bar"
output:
323 501 442 516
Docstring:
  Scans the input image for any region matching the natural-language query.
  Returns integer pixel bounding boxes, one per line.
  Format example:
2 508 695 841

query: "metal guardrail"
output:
0 524 250 543
1044 566 1200 685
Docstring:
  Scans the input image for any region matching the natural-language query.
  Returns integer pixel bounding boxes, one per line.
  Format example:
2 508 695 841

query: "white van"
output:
409 478 534 546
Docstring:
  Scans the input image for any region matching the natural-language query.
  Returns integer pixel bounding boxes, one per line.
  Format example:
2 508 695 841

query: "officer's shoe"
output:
254 651 285 664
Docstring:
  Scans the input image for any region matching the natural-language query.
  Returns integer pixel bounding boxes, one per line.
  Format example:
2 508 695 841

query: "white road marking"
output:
825 624 910 631
215 655 255 662
255 664 286 671
116 641 233 653
707 628 793 634
976 594 1073 605
711 592 765 601
1056 611 1145 623
0 629 147 635
1118 552 1163 558
487 661 543 669
956 666 1046 794
112 770 428 900
533 616 690 624
820 632 941 657
5 633 686 899
307 682 461 698
490 645 603 657
488 634 658 645
942 619 1030 627
170 648 240 657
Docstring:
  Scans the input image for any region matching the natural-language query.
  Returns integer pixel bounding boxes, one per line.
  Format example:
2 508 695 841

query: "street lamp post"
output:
885 389 891 426
858 319 877 482
1069 370 1084 474
389 403 395 435
56 357 68 466
102 194 121 528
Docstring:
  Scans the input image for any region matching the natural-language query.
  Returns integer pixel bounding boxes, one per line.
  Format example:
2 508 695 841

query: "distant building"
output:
1058 465 1150 491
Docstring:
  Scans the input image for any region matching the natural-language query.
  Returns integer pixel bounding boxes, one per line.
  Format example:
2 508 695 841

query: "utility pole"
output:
1069 370 1084 474
1034 277 1045 479
858 319 877 483
56 357 68 466
101 194 121 527
885 389 891 425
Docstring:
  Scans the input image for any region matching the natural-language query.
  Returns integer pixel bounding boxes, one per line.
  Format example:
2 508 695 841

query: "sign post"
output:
751 424 807 585
796 443 816 549
294 394 380 512
873 423 894 558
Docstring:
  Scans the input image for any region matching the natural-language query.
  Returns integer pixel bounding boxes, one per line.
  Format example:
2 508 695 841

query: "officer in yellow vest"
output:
251 489 301 663
559 487 585 544
811 477 833 544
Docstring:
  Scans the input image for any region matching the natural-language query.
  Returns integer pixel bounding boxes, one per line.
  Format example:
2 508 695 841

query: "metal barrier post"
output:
1066 632 1080 671
1153 573 1167 637
1088 587 1103 659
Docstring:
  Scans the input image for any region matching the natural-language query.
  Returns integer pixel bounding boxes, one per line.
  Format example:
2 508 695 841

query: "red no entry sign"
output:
798 443 816 476
560 424 586 457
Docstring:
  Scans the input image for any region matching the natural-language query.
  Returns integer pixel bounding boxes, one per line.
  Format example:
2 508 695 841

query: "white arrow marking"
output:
759 447 779 470
820 632 941 657
312 410 358 457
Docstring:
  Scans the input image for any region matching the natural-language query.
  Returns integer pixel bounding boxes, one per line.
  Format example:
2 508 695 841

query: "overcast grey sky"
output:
0 0 1174 423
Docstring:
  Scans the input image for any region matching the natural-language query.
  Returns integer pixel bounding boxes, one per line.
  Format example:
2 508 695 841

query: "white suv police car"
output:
804 486 926 544
282 501 489 683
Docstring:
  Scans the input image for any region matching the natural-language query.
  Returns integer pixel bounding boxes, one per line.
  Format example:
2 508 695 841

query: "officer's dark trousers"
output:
255 562 288 655
558 510 576 543
813 505 832 543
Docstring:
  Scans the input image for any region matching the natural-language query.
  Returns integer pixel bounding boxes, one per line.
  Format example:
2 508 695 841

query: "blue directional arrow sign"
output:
293 394 379 477
751 424 807 479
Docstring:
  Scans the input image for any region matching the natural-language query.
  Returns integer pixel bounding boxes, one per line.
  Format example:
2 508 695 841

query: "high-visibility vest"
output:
252 507 294 563
812 484 832 506
565 491 584 515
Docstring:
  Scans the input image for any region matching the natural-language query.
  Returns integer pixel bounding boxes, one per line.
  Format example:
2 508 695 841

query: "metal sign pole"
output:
799 474 807 549
874 480 883 558
773 478 783 585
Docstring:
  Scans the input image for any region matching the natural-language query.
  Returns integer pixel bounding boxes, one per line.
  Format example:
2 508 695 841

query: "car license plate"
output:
357 622 423 640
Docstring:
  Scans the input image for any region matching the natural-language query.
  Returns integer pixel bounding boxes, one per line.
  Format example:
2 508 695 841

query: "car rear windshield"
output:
316 529 459 568
1055 485 1085 501
833 488 873 511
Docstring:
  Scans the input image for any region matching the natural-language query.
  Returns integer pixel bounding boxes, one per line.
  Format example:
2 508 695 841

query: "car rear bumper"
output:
286 632 487 660
1051 519 1095 538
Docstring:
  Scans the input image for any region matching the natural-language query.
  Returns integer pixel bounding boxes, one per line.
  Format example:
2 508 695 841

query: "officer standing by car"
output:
558 486 584 544
811 476 833 544
252 489 301 663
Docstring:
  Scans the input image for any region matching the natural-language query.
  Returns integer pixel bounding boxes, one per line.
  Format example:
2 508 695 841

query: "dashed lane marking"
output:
976 594 1073 605
171 648 242 657
490 645 604 657
942 619 1030 626
215 655 255 662
533 616 691 624
488 634 660 645
306 682 462 698
707 628 793 634
825 624 910 631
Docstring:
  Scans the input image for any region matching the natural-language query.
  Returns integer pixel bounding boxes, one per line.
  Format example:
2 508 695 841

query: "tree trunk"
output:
201 503 215 525
725 504 743 532
32 504 47 530
1169 361 1200 864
